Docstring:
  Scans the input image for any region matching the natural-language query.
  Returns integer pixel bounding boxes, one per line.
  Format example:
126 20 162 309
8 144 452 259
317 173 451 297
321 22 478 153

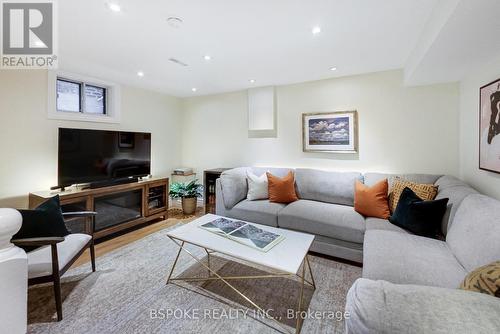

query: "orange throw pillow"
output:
267 171 299 204
354 179 390 219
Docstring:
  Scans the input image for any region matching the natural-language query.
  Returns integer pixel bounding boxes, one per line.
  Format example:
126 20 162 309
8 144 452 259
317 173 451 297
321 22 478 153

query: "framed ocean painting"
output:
479 78 500 173
302 111 358 153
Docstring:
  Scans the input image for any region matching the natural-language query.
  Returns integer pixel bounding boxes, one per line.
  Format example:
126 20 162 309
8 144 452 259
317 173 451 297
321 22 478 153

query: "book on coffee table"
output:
200 217 285 252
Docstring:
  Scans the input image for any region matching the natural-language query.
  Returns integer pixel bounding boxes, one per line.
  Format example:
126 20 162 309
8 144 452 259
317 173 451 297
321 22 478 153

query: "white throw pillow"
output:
246 171 268 200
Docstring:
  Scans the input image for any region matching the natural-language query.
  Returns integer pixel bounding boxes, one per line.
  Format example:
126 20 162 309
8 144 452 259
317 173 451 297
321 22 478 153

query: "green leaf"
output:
169 180 204 198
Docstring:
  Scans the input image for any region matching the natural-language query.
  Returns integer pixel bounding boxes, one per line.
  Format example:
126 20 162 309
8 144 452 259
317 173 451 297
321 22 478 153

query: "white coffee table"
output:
166 214 315 334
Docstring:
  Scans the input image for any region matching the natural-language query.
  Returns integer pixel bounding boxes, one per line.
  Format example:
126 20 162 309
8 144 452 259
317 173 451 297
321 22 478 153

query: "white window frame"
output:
48 70 121 123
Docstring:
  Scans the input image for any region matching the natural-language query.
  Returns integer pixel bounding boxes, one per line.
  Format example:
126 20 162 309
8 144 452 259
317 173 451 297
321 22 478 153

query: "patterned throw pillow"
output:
460 261 500 297
389 177 438 213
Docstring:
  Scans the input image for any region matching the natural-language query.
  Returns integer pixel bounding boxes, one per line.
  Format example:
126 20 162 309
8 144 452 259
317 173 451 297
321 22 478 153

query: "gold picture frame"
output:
302 111 358 153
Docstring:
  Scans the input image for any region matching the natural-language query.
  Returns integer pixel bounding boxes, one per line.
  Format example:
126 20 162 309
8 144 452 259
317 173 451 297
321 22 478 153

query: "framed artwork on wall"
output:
302 111 358 153
479 78 500 173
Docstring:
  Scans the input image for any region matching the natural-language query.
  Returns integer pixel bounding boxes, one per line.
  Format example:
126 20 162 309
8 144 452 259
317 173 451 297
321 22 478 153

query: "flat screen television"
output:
58 128 151 187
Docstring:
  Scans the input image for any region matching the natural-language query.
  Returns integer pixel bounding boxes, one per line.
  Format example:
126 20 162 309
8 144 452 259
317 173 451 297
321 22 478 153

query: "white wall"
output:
0 70 183 208
459 57 500 199
0 69 464 208
181 70 460 177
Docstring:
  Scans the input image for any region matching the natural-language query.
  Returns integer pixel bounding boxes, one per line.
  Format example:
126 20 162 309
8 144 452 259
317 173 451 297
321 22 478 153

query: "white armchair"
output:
0 208 27 334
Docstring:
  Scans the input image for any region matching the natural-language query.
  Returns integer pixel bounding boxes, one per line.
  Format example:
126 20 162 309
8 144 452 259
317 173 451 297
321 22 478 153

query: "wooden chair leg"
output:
53 273 63 321
90 241 96 272
51 244 63 321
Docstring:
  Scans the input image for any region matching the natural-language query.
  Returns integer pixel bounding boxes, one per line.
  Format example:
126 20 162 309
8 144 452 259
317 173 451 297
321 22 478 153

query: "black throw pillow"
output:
389 187 448 238
13 195 70 251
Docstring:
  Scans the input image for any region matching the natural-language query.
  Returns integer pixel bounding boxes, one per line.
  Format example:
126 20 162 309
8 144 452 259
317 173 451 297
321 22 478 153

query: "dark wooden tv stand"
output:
29 177 169 239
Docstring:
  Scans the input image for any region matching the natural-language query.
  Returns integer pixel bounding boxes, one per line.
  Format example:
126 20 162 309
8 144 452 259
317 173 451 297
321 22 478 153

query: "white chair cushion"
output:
27 233 91 279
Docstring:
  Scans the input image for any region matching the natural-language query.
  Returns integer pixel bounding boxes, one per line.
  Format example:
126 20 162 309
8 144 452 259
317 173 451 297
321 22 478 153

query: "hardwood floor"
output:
72 206 205 268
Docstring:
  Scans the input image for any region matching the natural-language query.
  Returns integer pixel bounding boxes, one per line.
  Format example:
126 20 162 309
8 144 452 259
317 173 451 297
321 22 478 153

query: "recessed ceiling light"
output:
204 55 211 61
330 67 337 71
312 26 321 35
249 79 256 83
167 17 183 28
137 71 144 77
107 2 121 12
191 88 197 92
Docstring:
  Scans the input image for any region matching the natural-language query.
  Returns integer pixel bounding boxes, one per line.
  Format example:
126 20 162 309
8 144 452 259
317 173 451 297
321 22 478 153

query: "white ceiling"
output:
404 0 500 86
58 0 440 97
59 0 500 97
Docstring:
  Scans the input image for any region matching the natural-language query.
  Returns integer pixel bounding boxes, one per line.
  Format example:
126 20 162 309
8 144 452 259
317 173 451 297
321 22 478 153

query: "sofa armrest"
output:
215 179 227 216
218 175 247 210
345 278 500 334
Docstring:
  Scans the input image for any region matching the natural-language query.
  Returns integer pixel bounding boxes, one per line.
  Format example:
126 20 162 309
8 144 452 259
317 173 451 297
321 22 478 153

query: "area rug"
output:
27 224 361 334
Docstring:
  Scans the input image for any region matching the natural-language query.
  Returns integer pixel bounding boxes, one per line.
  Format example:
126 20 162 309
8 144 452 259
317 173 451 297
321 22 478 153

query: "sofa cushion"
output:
295 168 362 206
447 194 500 272
278 199 365 243
250 167 293 178
221 167 249 178
435 175 478 235
365 217 408 234
363 230 467 288
363 173 442 188
227 199 285 227
346 278 500 334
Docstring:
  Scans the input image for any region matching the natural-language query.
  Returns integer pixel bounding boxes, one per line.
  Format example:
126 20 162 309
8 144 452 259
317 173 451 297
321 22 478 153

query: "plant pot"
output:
181 197 197 215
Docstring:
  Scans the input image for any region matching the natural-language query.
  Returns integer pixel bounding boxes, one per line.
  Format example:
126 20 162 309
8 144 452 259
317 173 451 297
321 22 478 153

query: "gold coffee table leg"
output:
166 241 184 284
305 255 316 289
295 259 306 333
166 236 314 334
204 248 211 277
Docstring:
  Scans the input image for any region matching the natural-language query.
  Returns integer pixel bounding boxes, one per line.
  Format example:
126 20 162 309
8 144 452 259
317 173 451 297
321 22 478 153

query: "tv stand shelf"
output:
29 177 169 239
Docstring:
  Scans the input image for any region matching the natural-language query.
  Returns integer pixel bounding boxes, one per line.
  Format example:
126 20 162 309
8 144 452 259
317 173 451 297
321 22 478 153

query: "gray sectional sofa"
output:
346 193 500 333
216 167 500 333
215 167 475 263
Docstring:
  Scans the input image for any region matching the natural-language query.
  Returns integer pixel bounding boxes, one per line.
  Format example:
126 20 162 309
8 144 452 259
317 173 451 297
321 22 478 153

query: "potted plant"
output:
169 180 204 215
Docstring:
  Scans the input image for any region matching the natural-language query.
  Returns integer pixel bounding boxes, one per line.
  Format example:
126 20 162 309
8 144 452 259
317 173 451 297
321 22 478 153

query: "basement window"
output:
48 71 121 123
56 78 106 115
